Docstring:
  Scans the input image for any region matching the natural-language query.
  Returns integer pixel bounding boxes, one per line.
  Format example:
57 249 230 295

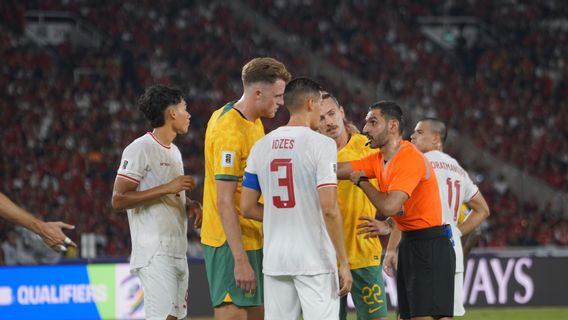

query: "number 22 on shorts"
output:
362 284 384 314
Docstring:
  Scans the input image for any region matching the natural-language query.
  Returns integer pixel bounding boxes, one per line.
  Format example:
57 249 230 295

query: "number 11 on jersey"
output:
446 177 461 221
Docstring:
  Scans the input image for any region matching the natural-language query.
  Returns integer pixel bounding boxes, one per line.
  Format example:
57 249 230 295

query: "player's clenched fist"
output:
166 175 196 194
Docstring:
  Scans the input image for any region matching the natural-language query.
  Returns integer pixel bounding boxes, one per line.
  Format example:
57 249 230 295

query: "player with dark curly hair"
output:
112 84 201 320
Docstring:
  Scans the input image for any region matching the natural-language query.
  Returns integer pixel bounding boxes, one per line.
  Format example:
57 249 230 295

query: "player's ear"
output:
434 133 442 147
253 84 263 99
306 97 312 111
166 106 176 120
388 119 396 132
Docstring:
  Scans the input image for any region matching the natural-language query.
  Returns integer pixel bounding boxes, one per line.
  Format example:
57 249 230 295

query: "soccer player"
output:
410 118 490 319
240 77 352 320
0 192 76 251
201 57 291 320
318 92 388 320
337 101 455 320
112 85 199 320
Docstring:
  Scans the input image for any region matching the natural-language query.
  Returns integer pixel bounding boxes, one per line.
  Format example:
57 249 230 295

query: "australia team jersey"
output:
338 133 383 269
201 102 265 250
425 150 479 272
116 132 187 271
245 126 338 276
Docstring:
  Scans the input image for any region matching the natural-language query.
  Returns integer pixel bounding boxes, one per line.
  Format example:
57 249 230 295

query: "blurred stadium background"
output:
1 0 567 318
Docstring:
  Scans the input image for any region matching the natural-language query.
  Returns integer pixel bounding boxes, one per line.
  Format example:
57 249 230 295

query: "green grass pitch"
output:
192 307 568 319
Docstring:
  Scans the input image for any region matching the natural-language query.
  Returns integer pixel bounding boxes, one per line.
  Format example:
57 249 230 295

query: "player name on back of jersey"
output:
272 138 295 150
430 160 466 176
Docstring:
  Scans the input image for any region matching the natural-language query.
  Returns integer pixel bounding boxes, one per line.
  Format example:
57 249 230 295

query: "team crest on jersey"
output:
122 160 128 169
221 151 235 168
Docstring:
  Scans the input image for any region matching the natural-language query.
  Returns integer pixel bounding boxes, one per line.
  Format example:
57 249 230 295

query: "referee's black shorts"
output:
397 225 455 319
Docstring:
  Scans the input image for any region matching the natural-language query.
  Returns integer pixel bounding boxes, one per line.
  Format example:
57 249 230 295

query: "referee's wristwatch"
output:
355 176 369 187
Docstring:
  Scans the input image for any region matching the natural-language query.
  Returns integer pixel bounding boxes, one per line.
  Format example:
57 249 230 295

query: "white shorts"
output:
264 272 339 320
454 271 465 316
137 254 189 320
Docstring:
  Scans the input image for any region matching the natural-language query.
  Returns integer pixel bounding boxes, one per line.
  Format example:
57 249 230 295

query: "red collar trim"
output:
148 132 171 149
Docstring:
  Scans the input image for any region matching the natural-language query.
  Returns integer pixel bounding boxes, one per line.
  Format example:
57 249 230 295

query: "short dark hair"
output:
322 91 340 107
284 77 323 111
369 101 404 135
420 117 448 144
138 85 184 128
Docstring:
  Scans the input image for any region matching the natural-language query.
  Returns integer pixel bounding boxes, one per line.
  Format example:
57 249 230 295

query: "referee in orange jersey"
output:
338 101 454 320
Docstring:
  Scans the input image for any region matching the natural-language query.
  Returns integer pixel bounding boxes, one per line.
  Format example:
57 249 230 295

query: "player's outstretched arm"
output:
112 175 195 210
216 180 256 294
318 186 352 297
0 192 76 250
458 192 490 236
240 187 264 222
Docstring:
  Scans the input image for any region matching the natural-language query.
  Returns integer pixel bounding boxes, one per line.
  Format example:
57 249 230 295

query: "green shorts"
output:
340 265 388 320
203 242 263 308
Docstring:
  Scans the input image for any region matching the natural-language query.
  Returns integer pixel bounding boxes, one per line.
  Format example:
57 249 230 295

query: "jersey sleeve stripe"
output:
468 190 480 202
215 174 240 181
116 173 141 184
317 183 337 189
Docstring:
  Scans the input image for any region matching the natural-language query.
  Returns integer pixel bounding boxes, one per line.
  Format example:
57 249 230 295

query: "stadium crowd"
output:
251 0 568 186
1 0 567 265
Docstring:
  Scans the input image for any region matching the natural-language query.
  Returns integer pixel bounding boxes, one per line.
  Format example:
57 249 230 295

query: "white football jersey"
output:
117 132 188 271
425 150 478 272
245 126 338 276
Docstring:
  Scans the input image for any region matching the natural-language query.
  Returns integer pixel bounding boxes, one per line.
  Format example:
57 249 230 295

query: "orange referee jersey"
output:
350 140 442 231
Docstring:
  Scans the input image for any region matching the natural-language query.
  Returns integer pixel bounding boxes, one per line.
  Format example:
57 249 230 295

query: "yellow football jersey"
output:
338 133 383 269
201 102 264 250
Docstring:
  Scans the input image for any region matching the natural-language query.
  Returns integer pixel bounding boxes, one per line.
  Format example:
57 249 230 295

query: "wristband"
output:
356 176 369 187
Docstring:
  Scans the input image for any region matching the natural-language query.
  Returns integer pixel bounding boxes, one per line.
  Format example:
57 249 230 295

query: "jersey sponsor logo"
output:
122 160 128 169
160 162 171 167
221 151 235 168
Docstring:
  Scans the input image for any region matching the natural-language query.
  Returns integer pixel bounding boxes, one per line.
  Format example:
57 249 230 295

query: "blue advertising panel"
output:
0 265 103 319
